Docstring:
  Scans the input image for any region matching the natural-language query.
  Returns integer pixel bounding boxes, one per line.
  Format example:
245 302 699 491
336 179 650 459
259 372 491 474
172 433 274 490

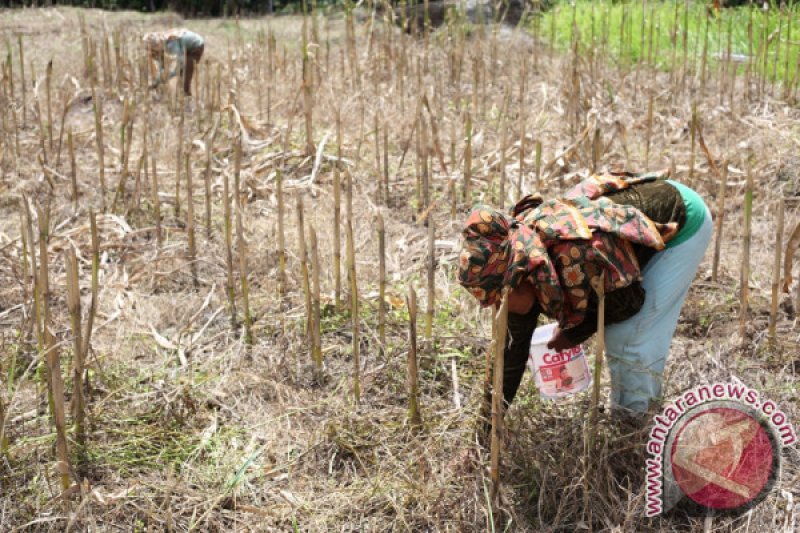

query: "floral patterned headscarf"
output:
458 207 561 310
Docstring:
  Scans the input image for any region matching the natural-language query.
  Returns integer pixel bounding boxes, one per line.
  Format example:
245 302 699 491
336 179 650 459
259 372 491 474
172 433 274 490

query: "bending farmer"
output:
143 29 205 96
458 172 712 416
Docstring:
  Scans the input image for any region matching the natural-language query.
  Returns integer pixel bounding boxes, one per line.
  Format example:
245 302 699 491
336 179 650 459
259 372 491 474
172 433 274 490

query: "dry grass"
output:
0 4 798 532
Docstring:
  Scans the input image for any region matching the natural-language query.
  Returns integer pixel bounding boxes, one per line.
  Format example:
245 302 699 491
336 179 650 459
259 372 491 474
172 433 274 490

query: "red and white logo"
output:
542 346 581 365
645 383 794 517
670 406 775 511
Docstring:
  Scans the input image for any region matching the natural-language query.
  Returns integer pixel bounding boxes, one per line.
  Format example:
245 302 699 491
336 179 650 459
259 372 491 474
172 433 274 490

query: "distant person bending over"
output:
143 29 205 96
457 171 712 421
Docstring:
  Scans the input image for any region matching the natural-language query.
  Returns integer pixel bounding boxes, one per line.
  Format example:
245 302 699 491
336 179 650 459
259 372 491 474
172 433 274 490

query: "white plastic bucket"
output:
527 323 593 400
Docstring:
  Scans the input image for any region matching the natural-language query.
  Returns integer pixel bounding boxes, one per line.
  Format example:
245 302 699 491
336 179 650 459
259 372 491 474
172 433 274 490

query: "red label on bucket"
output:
527 324 592 400
541 346 583 366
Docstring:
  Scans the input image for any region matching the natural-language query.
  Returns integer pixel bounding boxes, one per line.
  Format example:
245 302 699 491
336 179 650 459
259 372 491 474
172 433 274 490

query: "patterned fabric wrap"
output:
142 31 166 54
459 208 560 311
458 173 680 330
142 29 190 54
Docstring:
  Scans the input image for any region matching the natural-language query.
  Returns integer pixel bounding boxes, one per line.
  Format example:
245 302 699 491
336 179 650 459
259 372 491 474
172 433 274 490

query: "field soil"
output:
0 5 798 532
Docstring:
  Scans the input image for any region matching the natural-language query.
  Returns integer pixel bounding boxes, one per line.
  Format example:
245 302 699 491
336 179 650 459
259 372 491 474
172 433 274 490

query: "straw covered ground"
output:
0 3 798 532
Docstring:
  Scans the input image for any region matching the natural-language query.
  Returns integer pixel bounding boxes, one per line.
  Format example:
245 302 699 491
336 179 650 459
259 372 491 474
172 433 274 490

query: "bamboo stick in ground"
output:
91 83 106 209
151 151 162 249
37 207 71 491
309 225 322 379
21 227 44 397
22 200 42 352
332 164 342 308
83 211 99 389
175 105 184 219
9 95 21 171
68 130 78 212
64 247 86 448
276 168 287 299
203 122 216 241
34 88 48 166
123 98 136 184
223 170 238 329
297 194 312 336
18 211 29 326
234 141 253 345
345 166 354 234
18 35 26 126
711 160 729 281
449 178 456 220
112 100 135 212
739 156 754 341
186 154 198 288
489 288 509 507
5 52 14 111
421 114 430 209
769 198 785 347
406 286 422 428
463 111 472 203
471 56 479 119
415 107 423 209
383 121 390 203
591 128 601 175
112 30 122 93
377 213 386 356
79 15 88 76
346 217 361 404
101 32 111 89
302 16 315 157
425 217 435 340
374 113 382 204
54 87 71 170
498 90 509 207
46 60 53 151
590 276 606 429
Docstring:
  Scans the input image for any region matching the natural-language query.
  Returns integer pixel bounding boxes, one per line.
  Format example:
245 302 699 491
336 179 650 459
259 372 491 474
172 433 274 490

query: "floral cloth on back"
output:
458 172 679 330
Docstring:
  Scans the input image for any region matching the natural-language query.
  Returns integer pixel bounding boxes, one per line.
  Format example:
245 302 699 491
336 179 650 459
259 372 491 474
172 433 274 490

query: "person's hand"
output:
546 326 578 351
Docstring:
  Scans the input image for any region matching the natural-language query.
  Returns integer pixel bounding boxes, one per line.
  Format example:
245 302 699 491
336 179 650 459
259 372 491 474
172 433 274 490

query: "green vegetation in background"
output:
538 0 800 86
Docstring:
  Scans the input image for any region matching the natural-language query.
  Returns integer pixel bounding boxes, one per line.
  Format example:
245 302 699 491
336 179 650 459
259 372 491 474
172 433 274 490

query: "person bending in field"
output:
458 171 711 421
143 29 205 96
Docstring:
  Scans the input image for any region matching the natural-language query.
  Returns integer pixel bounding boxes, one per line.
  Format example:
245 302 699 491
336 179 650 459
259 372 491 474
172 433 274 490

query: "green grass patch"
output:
538 0 800 84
